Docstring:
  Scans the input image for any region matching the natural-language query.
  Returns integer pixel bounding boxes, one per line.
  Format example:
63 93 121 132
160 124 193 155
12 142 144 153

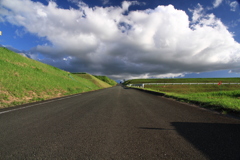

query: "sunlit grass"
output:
129 78 240 113
125 77 240 84
0 47 111 108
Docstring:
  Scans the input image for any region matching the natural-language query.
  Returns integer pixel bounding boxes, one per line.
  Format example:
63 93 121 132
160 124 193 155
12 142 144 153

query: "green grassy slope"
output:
93 75 117 86
73 73 112 88
0 47 110 108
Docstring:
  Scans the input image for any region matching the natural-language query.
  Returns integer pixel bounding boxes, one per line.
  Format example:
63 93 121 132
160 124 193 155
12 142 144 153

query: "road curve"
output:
0 85 240 159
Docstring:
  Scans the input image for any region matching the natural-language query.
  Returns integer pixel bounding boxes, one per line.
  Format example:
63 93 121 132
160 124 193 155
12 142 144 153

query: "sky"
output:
0 0 240 80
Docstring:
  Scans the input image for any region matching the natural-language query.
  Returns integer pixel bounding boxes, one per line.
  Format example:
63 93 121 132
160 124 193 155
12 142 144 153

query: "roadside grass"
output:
126 77 240 114
144 84 240 94
125 78 240 84
142 84 240 113
73 73 112 88
0 47 111 108
93 75 117 86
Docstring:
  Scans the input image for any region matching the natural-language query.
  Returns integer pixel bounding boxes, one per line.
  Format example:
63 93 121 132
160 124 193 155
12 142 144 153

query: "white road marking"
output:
0 94 81 115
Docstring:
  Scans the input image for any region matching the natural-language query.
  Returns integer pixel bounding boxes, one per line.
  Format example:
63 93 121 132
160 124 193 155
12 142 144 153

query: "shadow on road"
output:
171 122 240 160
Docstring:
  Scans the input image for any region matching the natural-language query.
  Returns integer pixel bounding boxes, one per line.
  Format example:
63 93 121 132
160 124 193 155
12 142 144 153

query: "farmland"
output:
124 78 240 114
124 78 240 84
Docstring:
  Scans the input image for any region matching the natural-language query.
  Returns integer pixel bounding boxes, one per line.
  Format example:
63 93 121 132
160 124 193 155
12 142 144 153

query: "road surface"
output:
0 85 240 159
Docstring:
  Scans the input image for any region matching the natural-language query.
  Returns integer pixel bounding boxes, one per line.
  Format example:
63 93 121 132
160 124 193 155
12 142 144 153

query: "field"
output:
0 47 114 108
125 78 240 84
125 78 240 113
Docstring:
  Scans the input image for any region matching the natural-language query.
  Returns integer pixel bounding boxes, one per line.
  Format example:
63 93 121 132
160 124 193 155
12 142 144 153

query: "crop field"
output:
143 84 240 113
125 78 240 113
144 84 240 94
125 78 240 84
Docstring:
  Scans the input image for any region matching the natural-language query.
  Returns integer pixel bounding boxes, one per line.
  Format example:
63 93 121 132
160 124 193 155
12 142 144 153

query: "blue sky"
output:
0 0 240 80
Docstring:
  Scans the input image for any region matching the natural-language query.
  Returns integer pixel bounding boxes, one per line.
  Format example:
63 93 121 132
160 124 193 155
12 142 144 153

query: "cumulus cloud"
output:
189 3 204 23
213 0 223 8
1 0 240 80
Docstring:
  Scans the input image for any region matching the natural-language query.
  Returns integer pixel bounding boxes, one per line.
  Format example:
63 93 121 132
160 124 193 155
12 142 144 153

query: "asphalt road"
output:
1 85 240 160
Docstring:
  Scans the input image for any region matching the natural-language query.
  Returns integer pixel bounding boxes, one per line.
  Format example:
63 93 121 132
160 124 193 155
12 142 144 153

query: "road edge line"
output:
0 94 82 115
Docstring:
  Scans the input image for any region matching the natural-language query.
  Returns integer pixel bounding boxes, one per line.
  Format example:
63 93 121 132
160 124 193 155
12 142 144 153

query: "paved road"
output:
0 85 240 160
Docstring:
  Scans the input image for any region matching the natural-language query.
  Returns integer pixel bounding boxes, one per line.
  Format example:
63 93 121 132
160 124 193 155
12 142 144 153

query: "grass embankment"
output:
93 75 117 86
125 78 240 114
0 47 112 108
73 73 113 88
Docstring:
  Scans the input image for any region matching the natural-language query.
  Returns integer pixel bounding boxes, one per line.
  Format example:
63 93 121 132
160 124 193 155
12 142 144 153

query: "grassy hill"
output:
0 47 112 108
93 75 117 86
73 73 113 88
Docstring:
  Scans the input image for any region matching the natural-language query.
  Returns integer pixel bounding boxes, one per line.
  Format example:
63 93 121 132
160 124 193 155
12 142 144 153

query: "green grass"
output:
0 47 112 108
127 78 240 114
73 73 112 88
124 78 240 84
144 84 240 94
93 75 117 86
166 90 240 113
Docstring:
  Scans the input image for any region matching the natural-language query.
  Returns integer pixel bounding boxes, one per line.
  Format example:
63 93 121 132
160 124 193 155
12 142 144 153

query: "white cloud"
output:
189 3 204 23
102 0 110 5
1 0 240 79
213 0 223 8
115 73 185 80
15 29 27 37
229 69 240 73
230 1 238 11
67 0 83 6
63 56 72 61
